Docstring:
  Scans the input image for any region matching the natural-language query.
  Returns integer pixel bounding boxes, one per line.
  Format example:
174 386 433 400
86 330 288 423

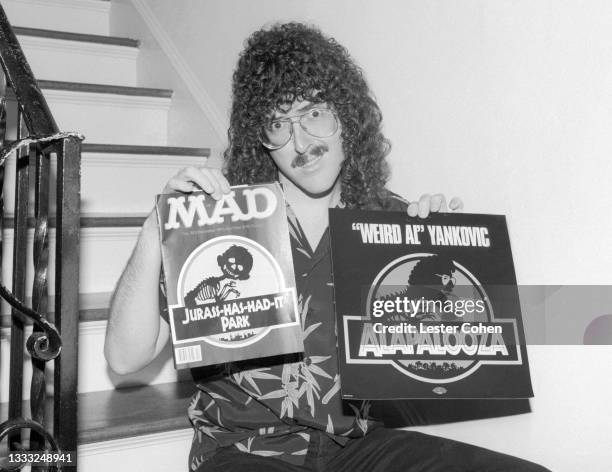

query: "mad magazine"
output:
156 183 303 369
329 209 533 399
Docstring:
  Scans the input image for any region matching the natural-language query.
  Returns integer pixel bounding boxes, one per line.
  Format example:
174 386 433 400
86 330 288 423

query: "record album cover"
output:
329 209 533 399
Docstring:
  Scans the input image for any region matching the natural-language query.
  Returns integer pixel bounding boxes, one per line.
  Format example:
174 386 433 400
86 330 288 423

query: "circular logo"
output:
177 235 285 347
367 253 494 383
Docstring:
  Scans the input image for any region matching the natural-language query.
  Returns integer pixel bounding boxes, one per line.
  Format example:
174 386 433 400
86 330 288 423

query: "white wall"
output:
137 0 612 287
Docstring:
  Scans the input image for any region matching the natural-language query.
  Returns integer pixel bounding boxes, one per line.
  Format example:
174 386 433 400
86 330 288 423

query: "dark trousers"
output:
201 428 551 471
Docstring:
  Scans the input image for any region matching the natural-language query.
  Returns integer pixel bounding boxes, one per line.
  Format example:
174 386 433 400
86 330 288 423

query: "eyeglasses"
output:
435 274 456 285
259 107 339 150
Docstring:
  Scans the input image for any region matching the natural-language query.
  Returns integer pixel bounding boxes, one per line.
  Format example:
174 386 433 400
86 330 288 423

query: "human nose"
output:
290 120 310 154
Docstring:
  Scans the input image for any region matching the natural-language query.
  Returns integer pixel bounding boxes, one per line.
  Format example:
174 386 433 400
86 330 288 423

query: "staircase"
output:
0 0 214 469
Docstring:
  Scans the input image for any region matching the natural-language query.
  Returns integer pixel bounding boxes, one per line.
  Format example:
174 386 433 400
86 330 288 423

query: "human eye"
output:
265 120 285 133
307 108 322 119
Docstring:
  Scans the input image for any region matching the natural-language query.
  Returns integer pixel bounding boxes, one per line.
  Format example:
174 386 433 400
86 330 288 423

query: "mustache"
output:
291 144 329 168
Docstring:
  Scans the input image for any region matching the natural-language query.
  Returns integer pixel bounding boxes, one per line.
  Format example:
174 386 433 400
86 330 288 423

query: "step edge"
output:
0 308 108 328
3 215 148 229
79 417 191 445
0 382 195 446
14 26 140 48
78 427 192 454
81 143 211 157
37 80 173 98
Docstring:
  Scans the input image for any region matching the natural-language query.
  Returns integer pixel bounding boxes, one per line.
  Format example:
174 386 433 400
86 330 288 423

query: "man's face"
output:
266 100 345 196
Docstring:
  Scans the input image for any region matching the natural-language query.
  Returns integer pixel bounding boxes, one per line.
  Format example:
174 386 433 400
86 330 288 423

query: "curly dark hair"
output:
408 255 456 287
223 22 391 209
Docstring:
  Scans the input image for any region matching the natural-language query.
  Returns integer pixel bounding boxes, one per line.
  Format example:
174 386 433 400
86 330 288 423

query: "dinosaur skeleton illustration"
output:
184 245 254 305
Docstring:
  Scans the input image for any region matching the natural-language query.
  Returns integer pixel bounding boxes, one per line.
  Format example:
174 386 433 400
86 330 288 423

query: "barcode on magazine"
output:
175 345 202 364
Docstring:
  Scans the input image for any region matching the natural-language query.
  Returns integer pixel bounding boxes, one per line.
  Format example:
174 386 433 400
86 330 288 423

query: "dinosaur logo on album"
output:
345 253 522 384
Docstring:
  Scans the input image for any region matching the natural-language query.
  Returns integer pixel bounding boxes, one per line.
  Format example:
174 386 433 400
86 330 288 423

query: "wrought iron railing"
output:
0 3 81 470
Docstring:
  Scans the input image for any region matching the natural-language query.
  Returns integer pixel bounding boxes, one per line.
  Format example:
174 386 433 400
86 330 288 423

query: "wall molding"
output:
130 0 226 142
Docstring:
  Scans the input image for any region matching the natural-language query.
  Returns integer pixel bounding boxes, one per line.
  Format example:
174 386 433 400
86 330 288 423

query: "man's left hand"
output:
407 194 463 218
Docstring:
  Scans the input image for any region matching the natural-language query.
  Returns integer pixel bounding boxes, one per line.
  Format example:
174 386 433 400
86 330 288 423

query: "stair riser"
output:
2 227 141 299
17 35 138 87
78 429 193 472
0 321 182 402
41 90 171 145
3 0 110 36
80 154 207 214
3 154 207 215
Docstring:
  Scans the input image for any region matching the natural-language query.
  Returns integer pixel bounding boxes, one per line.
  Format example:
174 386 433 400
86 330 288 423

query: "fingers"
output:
407 194 463 218
430 193 447 213
165 177 196 194
163 166 231 200
418 194 431 218
407 201 419 217
184 167 217 196
211 168 231 194
449 197 464 211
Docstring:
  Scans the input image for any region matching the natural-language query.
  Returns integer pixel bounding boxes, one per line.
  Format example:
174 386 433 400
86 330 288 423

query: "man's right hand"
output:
162 166 231 200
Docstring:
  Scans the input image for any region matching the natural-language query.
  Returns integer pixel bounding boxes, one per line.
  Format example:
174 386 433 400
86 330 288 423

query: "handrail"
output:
0 5 57 135
0 2 82 469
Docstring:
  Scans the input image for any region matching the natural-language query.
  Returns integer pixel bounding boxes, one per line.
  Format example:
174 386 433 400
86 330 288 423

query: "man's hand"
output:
163 166 231 200
407 194 463 218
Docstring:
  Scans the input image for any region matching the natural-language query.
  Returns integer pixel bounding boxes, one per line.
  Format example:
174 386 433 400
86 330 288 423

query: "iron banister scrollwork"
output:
0 282 61 361
0 132 83 361
0 418 62 472
1 1 82 468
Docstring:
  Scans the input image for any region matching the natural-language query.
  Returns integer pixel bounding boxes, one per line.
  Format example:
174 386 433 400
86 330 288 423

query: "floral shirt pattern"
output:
187 192 408 469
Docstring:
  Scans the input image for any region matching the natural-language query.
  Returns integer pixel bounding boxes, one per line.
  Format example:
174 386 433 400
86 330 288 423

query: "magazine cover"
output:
156 183 303 369
329 209 533 399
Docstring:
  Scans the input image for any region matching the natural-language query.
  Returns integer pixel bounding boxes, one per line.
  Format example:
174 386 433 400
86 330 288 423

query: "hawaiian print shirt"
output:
187 191 408 469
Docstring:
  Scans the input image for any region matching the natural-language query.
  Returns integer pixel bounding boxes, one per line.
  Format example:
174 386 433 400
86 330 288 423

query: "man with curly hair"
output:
105 23 549 471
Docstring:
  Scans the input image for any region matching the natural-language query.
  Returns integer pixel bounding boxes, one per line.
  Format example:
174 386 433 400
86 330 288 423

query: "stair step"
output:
79 382 193 444
33 82 172 145
80 144 210 214
4 143 210 215
0 381 194 444
2 225 143 295
78 428 193 472
0 307 107 326
3 215 147 228
15 30 139 86
38 80 172 99
2 315 184 400
14 26 139 48
0 291 111 322
81 143 210 157
2 0 111 36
